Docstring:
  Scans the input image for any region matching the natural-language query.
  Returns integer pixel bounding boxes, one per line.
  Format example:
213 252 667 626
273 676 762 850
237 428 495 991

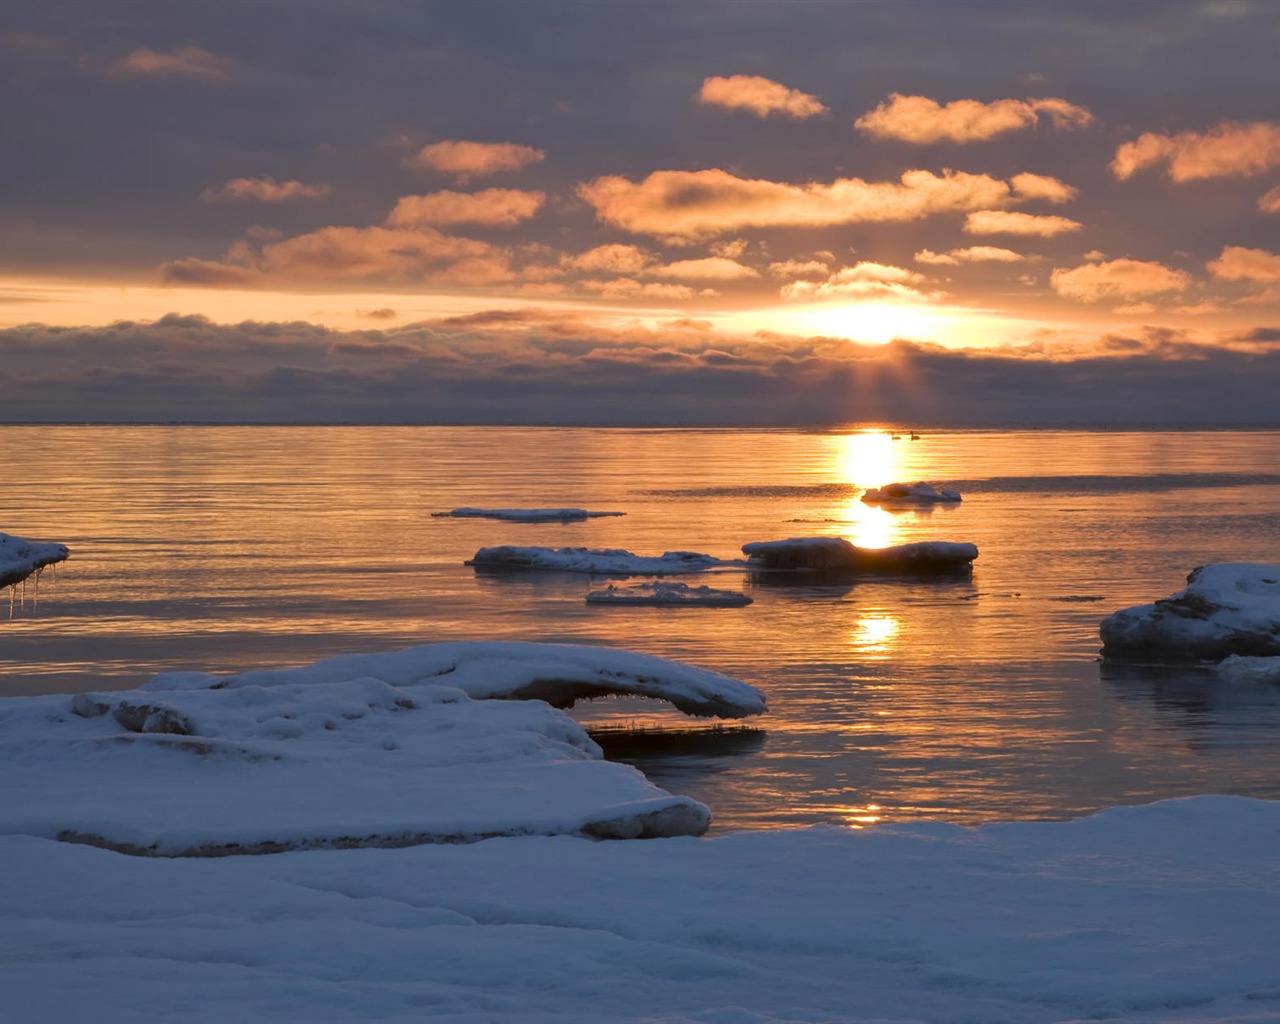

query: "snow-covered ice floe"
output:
743 536 978 575
861 481 962 503
1100 563 1280 660
468 545 732 575
0 531 69 587
0 644 764 856
4 796 1279 1023
586 581 752 607
434 507 624 521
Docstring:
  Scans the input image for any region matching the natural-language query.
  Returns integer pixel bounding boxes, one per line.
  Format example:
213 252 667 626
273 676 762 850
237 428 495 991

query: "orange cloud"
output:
915 246 1026 265
1050 259 1190 302
697 75 828 119
407 140 545 181
1259 186 1280 214
564 244 652 275
579 279 696 300
647 257 759 281
767 259 830 277
780 262 935 301
107 45 232 81
854 94 1091 143
1010 173 1077 204
259 226 498 281
385 189 546 227
1207 245 1280 283
201 177 331 203
1112 122 1280 181
578 168 1013 241
964 210 1082 236
157 258 263 288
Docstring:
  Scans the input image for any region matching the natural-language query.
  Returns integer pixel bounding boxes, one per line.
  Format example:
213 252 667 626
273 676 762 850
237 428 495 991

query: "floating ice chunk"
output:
861 481 962 503
433 507 625 521
1100 563 1280 660
1216 654 1280 685
0 531 69 587
468 545 732 575
586 581 753 607
743 536 977 575
0 677 712 855
144 640 767 719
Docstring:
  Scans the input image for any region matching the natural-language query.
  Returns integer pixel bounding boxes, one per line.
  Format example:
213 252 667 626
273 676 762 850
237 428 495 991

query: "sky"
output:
1 0 1279 425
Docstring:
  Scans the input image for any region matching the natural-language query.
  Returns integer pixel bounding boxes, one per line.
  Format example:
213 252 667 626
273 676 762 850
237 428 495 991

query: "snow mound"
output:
0 678 711 855
862 481 962 503
434 507 625 521
1216 654 1280 685
743 536 978 575
144 640 767 719
586 581 753 607
468 545 731 575
1100 563 1280 660
0 531 69 587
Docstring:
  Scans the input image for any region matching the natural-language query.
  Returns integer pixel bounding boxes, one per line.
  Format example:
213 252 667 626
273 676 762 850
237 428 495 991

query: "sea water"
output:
3 425 1279 831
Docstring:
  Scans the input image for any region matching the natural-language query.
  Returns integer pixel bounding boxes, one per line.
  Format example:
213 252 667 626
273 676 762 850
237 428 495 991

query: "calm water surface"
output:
3 425 1280 831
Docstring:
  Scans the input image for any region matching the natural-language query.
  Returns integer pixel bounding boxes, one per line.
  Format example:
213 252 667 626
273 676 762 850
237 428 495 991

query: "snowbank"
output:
2 796 1278 1023
743 536 978 574
862 481 962 503
0 530 68 587
1100 563 1280 660
586 581 753 607
468 545 731 575
434 507 624 521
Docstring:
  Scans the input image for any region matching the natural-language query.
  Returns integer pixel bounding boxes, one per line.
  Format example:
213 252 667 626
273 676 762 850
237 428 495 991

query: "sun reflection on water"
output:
836 803 883 829
833 431 901 548
851 614 900 658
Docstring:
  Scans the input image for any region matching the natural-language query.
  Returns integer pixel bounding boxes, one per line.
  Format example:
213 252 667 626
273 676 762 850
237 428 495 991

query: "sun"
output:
792 302 947 344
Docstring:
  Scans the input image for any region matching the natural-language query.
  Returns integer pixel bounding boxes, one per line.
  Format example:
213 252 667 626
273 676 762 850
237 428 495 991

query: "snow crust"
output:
3 796 1278 1023
743 536 978 574
468 545 732 575
861 481 962 503
0 530 68 587
586 581 753 607
434 507 625 521
1100 562 1280 660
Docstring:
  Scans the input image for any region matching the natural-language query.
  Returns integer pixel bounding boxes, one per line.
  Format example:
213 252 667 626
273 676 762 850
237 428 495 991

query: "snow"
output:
743 536 978 574
468 545 733 575
0 530 68 587
586 581 753 607
1216 654 1280 685
434 507 625 521
1100 562 1280 660
2 796 1278 1023
861 481 962 503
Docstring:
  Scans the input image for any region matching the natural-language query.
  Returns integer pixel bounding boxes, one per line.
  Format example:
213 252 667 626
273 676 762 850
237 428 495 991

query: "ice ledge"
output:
0 531 69 588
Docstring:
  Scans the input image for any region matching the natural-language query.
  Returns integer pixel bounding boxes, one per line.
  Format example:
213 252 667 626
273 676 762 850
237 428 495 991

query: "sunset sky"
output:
2 0 1279 424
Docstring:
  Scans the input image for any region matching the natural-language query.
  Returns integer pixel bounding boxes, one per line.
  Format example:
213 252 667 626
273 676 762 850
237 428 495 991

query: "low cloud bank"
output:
0 313 1276 426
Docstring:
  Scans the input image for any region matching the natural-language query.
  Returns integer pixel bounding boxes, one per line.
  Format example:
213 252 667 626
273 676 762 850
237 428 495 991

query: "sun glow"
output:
830 431 902 548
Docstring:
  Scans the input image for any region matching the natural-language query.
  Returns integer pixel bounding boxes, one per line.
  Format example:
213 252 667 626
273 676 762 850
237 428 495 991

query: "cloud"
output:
107 45 232 81
647 258 759 281
156 259 264 288
406 140 545 181
385 189 546 228
779 262 935 302
1258 186 1280 214
201 177 331 204
1207 246 1280 283
578 168 1013 241
578 279 697 300
1111 122 1280 181
356 308 398 320
964 210 1082 236
767 259 831 277
1050 258 1191 302
696 75 828 119
564 244 652 275
914 246 1026 265
854 94 1091 143
1010 173 1077 204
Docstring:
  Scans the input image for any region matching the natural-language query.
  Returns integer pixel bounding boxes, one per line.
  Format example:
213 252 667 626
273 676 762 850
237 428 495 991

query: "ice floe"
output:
586 581 752 607
434 507 624 521
3 796 1279 1022
0 530 68 587
861 481 962 503
468 545 732 575
743 536 978 575
1100 563 1280 660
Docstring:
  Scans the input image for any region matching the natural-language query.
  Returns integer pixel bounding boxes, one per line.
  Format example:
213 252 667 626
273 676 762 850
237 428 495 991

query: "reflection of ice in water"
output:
851 614 899 657
833 432 900 549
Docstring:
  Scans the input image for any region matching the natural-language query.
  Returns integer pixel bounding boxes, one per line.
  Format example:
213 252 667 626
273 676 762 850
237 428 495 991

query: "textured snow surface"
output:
468 545 733 575
861 481 962 503
434 507 625 521
586 581 753 606
1101 562 1280 659
743 536 978 574
3 796 1278 1023
0 530 68 587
